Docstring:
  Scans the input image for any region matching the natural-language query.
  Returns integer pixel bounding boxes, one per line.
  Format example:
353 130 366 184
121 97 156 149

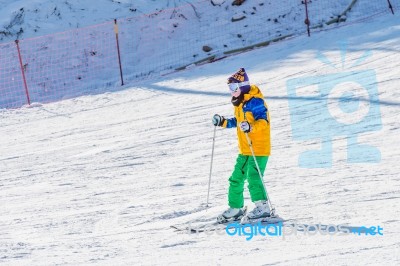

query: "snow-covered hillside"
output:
0 0 396 44
0 0 197 42
1 7 399 265
1 0 398 110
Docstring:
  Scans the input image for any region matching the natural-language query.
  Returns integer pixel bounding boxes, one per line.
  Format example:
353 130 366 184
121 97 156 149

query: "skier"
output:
212 68 271 223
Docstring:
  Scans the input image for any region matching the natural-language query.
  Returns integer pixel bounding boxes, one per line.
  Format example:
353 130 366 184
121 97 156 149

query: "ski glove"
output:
212 114 225 127
239 121 251 133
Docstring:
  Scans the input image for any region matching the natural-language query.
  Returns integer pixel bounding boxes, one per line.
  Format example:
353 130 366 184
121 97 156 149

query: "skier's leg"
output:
228 154 249 208
217 155 248 223
245 156 270 219
247 156 269 202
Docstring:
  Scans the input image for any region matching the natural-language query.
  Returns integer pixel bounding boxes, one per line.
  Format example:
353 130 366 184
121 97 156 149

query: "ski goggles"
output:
228 81 249 97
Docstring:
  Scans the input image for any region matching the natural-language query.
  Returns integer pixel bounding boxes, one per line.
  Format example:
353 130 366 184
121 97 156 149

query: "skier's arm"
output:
223 118 237 128
247 98 268 133
212 114 237 128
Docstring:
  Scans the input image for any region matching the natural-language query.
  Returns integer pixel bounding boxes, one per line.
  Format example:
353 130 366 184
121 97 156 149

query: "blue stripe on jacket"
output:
226 98 268 128
244 98 268 121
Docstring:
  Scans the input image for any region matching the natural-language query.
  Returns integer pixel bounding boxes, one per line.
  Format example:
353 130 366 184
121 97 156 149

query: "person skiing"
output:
212 68 272 223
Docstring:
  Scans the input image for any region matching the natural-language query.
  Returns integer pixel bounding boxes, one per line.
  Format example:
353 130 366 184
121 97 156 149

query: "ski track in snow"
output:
1 14 400 265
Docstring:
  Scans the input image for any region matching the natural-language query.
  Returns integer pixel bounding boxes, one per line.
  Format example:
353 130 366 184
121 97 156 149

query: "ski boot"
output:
241 200 271 223
217 207 247 224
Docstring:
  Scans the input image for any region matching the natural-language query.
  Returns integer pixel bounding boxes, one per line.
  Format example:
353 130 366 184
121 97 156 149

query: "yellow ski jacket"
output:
223 85 271 156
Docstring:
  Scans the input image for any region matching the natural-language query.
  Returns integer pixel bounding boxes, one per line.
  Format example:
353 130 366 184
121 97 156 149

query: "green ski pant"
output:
228 154 269 208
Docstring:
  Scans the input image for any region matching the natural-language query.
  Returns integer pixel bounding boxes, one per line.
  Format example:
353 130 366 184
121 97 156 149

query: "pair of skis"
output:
171 208 285 233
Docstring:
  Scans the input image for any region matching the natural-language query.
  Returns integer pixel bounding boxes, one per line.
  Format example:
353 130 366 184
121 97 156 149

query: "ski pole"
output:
244 133 275 215
206 126 217 207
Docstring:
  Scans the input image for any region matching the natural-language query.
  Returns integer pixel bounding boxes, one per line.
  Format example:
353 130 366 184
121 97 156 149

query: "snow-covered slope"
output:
2 0 397 110
0 0 196 42
0 0 395 44
1 11 399 265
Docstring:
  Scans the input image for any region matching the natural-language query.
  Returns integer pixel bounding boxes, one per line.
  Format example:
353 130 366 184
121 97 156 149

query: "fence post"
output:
114 19 124 86
387 0 395 14
15 40 31 105
303 0 311 37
